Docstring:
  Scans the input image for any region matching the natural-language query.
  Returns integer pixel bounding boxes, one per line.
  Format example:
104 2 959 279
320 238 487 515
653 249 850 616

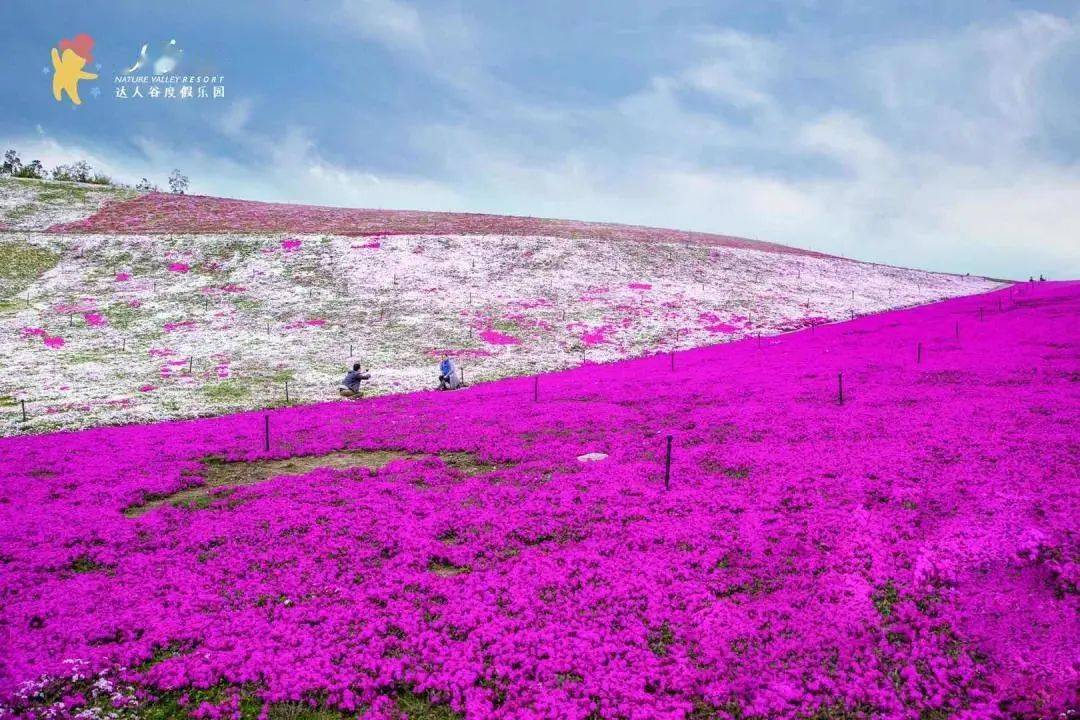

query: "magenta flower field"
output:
1 283 1076 719
46 192 824 257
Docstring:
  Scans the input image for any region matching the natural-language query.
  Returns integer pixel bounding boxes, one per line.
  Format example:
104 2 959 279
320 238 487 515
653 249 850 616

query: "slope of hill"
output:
1 282 1074 719
1 181 1003 434
47 191 823 255
0 176 136 231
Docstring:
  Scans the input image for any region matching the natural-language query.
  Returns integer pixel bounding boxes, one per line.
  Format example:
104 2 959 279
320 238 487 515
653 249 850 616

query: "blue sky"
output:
2 0 1078 278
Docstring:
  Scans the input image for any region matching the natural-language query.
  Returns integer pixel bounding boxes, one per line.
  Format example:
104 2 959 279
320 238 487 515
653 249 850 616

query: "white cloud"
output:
679 30 780 109
6 9 1077 280
218 98 254 137
862 10 1077 159
338 0 488 97
340 0 427 54
798 112 894 175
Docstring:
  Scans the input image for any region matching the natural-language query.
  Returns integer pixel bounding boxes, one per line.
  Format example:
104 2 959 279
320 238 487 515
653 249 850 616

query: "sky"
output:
1 0 1078 279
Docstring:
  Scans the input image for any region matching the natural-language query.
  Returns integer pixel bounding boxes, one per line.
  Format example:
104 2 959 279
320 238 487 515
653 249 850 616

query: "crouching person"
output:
339 363 370 398
438 357 462 390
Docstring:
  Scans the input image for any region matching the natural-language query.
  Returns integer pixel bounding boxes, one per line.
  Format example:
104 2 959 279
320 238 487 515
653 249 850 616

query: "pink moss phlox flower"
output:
0 283 1075 719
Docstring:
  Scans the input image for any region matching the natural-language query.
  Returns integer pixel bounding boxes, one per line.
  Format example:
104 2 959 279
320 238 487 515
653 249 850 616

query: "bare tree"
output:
168 169 189 194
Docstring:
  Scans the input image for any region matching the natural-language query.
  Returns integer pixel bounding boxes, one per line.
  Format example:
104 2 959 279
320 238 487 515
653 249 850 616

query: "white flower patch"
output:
0 229 1003 434
0 178 135 231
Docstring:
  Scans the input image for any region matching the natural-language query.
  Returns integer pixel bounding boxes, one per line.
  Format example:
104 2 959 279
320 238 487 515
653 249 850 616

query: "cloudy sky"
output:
2 0 1078 278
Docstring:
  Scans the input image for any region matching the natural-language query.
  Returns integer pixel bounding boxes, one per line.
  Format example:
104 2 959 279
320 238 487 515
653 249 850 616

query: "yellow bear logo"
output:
52 34 98 105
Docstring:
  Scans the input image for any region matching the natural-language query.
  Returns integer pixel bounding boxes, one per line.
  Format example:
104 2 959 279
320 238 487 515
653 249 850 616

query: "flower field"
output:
0 178 135 232
1 281 1075 719
1 184 1002 435
46 192 822 255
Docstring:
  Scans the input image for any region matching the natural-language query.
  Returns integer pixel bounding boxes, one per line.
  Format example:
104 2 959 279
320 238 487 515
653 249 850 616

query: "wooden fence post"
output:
664 435 672 490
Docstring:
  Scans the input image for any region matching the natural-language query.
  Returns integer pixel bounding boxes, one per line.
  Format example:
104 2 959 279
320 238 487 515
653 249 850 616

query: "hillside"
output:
1 179 1002 434
46 191 824 255
1 282 1074 719
0 176 136 231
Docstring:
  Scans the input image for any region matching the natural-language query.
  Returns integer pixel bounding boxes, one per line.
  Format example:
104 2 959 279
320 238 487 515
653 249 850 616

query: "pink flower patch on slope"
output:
163 320 196 333
167 262 190 273
21 327 65 348
54 301 97 314
699 312 738 333
581 327 612 346
212 353 232 378
44 192 827 258
82 312 107 327
628 282 652 290
479 328 521 345
578 286 610 302
281 239 302 252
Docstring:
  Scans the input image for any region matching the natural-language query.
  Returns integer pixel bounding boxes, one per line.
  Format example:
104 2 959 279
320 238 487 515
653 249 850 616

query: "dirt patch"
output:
441 451 500 475
428 557 471 577
124 449 505 517
124 449 410 517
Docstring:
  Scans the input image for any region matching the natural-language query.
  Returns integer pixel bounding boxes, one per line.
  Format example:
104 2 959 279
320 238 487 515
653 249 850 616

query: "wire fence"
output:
3 282 1042 437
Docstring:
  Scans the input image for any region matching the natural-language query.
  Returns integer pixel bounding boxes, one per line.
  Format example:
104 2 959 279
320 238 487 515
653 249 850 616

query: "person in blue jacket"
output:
438 357 459 390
